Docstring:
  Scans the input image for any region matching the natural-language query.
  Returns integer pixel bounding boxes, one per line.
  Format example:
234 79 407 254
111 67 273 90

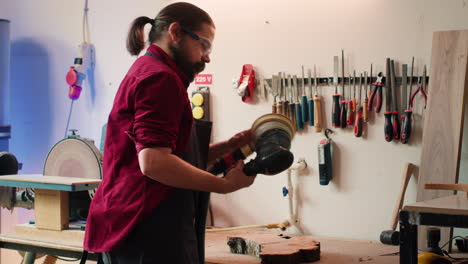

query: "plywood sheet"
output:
417 30 468 248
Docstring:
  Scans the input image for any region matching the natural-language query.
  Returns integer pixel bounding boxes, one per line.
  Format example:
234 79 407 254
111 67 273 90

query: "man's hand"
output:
207 129 252 169
226 129 252 153
221 161 255 193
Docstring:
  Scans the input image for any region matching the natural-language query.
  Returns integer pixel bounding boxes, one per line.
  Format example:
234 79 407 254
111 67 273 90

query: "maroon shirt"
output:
84 45 194 252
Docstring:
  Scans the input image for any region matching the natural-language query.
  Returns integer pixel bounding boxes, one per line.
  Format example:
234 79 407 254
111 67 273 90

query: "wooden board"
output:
15 224 84 242
0 233 83 252
425 183 468 196
227 232 320 264
404 194 468 216
0 174 101 191
417 30 468 248
205 230 399 264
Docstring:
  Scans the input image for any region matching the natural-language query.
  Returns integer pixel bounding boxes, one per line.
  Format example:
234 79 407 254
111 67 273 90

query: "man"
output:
84 2 256 263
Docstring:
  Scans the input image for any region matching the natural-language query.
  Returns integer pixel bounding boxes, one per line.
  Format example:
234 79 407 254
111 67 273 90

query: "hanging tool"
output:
354 73 364 137
282 72 289 119
276 72 284 115
289 75 297 130
368 71 383 113
313 66 323 132
346 74 354 126
332 56 341 128
294 75 303 130
363 70 369 122
271 74 279 114
301 66 309 124
401 58 414 144
318 129 334 185
340 50 347 128
308 68 315 126
390 60 400 140
410 65 428 109
352 70 357 113
384 58 393 142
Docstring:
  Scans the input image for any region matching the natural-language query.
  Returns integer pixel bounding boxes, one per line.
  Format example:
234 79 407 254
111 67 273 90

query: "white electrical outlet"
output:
80 43 96 72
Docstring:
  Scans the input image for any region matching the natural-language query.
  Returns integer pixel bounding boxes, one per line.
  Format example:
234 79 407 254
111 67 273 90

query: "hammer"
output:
380 163 415 245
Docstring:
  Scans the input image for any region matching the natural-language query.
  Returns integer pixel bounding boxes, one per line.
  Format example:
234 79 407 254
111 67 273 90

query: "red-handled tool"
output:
354 73 364 137
384 58 393 142
409 65 428 109
346 73 354 126
363 66 371 123
368 72 383 113
332 56 341 128
352 70 357 113
401 57 414 144
340 50 347 128
390 60 400 140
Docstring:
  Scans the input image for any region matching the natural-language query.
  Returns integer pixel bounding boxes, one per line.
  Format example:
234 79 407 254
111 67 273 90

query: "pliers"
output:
409 65 428 109
367 72 384 113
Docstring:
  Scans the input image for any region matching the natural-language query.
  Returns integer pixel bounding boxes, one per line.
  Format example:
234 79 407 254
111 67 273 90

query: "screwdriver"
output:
346 74 354 126
301 66 309 124
313 65 323 132
363 70 369 123
276 72 283 115
352 70 357 113
270 75 277 114
282 72 289 119
340 50 347 128
308 68 315 126
294 75 303 130
332 56 341 128
354 73 364 137
401 57 414 144
271 75 278 114
390 60 400 140
289 75 297 130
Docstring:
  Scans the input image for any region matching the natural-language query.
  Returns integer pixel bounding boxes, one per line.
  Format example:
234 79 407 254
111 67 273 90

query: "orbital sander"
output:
209 113 295 176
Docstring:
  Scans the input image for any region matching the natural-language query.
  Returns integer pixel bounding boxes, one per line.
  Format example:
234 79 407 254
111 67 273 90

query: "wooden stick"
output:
207 220 290 233
390 163 415 230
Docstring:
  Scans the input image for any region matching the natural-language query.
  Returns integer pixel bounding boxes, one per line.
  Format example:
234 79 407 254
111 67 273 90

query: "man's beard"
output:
170 44 205 82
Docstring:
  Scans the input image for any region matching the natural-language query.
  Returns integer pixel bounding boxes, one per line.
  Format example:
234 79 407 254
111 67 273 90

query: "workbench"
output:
0 230 400 264
400 194 468 264
0 175 400 263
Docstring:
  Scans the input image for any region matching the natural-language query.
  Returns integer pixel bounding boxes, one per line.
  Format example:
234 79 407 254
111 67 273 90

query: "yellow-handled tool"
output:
313 65 322 132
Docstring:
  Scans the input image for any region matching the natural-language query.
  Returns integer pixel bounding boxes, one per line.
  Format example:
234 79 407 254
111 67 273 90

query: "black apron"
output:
100 51 213 264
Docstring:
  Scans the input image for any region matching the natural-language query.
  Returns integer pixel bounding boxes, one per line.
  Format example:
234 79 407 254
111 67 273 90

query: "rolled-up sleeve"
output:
132 72 184 153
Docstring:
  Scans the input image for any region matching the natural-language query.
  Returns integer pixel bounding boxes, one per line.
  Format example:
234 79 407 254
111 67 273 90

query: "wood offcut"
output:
226 231 320 264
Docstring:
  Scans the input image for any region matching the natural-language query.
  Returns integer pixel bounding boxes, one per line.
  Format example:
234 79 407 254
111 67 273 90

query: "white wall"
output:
0 0 468 262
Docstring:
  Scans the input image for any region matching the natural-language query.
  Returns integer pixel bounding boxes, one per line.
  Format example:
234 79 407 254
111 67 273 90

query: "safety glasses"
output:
181 27 212 56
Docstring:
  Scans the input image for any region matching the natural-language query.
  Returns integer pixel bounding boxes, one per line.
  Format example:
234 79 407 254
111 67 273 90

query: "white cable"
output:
64 100 75 138
82 0 90 43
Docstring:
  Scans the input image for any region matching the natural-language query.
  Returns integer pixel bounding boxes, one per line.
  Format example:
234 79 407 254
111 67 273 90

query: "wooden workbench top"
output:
403 194 468 216
0 229 400 263
205 230 399 264
0 174 101 191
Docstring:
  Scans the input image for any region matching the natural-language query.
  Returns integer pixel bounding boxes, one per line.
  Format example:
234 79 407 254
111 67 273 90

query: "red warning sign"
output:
195 74 213 85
